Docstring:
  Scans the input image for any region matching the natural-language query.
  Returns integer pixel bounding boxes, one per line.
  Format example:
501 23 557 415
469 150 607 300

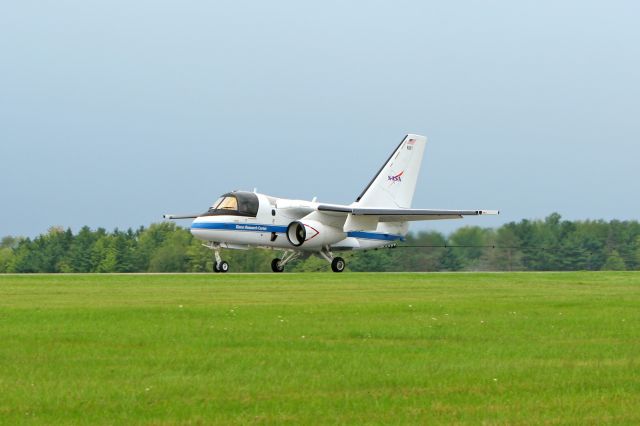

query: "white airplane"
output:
164 134 498 273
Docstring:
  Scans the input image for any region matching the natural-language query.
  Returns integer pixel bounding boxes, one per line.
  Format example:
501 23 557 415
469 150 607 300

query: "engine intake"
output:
286 221 306 247
286 220 345 249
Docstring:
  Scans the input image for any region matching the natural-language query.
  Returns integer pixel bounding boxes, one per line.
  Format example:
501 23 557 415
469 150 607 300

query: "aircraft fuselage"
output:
190 192 406 252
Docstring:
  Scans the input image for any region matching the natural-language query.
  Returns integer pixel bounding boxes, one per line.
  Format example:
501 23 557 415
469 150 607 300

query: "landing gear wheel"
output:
271 258 285 273
331 257 345 273
218 261 229 273
215 261 229 273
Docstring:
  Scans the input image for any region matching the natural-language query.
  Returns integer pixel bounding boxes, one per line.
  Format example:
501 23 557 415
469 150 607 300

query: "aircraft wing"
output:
163 214 200 219
317 205 499 222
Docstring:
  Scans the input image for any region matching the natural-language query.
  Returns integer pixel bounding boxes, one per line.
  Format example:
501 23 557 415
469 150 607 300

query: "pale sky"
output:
1 1 638 237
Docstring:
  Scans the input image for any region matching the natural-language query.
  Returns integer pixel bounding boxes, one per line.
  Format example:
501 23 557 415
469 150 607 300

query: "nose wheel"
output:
214 260 229 273
206 243 230 273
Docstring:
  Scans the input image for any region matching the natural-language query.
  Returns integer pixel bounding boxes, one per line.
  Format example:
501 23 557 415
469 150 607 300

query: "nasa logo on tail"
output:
388 171 403 184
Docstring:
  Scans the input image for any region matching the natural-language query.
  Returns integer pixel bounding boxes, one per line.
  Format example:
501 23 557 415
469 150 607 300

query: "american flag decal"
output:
407 138 415 150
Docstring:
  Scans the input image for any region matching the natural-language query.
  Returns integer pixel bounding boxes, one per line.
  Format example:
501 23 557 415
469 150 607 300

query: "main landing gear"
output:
271 251 301 273
271 259 284 273
272 248 346 273
321 247 345 273
331 257 346 273
206 243 346 273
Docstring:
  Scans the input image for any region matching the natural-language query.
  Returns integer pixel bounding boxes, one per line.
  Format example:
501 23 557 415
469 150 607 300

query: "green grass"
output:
0 272 639 425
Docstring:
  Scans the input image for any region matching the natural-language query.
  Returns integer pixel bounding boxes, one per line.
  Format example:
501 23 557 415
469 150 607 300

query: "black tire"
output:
219 261 229 273
214 262 220 273
271 258 285 273
331 257 345 273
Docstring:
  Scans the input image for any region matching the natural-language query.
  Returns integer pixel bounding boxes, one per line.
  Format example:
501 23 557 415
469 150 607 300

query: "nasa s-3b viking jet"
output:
164 134 498 273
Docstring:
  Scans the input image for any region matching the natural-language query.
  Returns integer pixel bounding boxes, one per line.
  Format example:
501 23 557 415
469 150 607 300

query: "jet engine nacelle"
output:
286 220 345 249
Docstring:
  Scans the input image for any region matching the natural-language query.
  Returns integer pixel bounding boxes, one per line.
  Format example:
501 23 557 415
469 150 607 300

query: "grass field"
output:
1 272 639 425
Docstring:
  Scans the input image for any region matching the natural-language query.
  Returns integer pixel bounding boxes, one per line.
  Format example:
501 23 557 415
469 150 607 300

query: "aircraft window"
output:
203 192 259 217
218 197 238 210
211 197 224 209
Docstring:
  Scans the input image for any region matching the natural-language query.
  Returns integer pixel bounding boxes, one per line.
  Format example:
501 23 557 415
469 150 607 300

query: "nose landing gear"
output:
206 243 229 273
214 260 229 273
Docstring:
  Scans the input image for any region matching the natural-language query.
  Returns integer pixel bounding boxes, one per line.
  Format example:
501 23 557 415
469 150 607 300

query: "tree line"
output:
1 213 639 273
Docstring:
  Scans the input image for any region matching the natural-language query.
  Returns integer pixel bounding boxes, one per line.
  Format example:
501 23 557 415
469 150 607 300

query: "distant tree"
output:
225 248 277 273
7 239 33 272
96 237 117 272
439 247 463 271
399 231 448 271
67 226 98 272
602 250 626 271
136 223 184 271
148 227 191 272
148 245 186 272
635 236 640 271
0 247 14 272
111 230 136 272
558 233 592 271
348 247 395 272
449 226 488 270
3 215 640 274
290 254 330 272
1 236 22 249
481 226 523 271
186 239 213 272
509 219 540 270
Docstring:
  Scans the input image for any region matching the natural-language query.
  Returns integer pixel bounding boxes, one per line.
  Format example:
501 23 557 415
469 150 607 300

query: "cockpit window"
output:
211 197 224 209
217 197 238 211
203 192 259 217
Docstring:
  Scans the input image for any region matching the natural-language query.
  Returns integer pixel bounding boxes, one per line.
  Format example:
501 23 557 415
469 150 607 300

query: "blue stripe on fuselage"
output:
191 222 404 242
346 231 405 241
191 222 288 233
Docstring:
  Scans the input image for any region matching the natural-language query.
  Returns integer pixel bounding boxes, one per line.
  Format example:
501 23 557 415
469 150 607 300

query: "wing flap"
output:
377 214 463 222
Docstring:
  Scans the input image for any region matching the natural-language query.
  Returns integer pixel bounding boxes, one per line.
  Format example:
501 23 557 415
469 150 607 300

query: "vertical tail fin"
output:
355 134 427 208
